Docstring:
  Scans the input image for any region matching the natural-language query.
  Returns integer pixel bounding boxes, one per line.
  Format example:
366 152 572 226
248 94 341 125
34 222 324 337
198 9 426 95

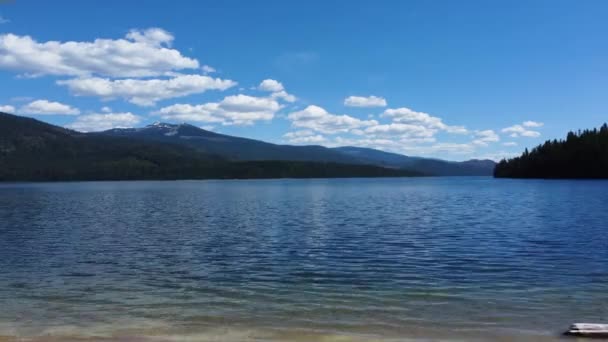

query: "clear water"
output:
1 177 607 341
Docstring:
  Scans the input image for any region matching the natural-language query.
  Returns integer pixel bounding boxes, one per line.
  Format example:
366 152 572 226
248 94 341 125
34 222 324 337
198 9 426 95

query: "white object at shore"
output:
564 323 608 337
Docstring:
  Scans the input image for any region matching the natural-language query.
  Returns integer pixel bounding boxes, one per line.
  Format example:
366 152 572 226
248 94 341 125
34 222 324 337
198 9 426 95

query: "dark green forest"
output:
0 112 421 181
494 123 608 178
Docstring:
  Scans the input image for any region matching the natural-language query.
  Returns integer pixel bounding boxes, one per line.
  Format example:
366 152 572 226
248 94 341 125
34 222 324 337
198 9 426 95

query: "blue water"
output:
1 177 607 341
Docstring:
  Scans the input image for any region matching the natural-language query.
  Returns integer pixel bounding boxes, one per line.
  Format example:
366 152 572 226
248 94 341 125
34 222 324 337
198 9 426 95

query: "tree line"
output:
494 123 608 178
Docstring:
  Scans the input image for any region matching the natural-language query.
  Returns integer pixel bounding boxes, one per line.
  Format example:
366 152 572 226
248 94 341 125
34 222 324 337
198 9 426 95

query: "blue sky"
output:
0 0 607 161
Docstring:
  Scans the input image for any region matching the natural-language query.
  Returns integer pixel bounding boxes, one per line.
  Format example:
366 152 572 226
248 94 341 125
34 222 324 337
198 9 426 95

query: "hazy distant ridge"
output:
100 122 496 176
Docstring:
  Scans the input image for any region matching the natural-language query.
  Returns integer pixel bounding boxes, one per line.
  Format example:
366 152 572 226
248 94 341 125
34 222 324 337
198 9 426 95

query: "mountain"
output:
0 112 420 181
332 146 496 176
494 123 608 178
100 123 496 176
99 122 360 164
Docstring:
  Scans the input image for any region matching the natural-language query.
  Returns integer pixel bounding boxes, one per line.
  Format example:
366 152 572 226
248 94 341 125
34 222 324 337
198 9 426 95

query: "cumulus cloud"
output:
344 95 387 108
477 151 520 162
502 123 541 138
124 28 173 47
444 125 469 134
365 123 436 139
282 103 507 159
58 74 237 106
324 136 404 151
259 79 284 92
19 99 80 115
0 105 16 113
414 143 477 154
270 90 296 103
220 94 281 113
382 107 468 134
287 105 377 134
258 79 296 103
66 112 141 132
472 129 500 146
286 105 474 151
154 94 281 126
0 28 199 78
283 130 327 144
201 65 216 74
523 120 544 128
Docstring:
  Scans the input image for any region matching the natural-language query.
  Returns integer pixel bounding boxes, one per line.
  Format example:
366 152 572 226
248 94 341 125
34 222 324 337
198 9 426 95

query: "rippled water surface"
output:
1 177 608 341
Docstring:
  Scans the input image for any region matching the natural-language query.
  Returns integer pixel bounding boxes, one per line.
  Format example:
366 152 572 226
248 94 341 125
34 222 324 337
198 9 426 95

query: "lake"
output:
1 177 607 341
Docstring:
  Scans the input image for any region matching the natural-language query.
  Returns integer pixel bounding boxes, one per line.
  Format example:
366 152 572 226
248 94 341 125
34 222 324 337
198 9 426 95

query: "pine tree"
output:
494 123 608 178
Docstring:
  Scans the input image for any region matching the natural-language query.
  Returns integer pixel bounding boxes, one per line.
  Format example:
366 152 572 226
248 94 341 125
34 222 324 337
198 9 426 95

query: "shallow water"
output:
1 177 607 341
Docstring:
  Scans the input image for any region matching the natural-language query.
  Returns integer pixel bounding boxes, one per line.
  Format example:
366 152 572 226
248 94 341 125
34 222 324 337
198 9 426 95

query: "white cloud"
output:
287 105 377 134
201 65 216 74
258 79 296 103
477 151 520 162
124 28 173 47
259 79 284 92
344 95 387 108
382 107 468 134
416 143 477 154
154 94 281 126
66 112 141 132
286 105 474 151
521 130 541 137
271 90 296 103
523 120 544 128
283 130 327 144
0 105 16 113
220 94 281 113
101 106 112 113
365 123 436 139
472 129 500 146
502 142 517 147
58 74 237 106
0 16 9 24
283 129 315 138
502 123 541 138
0 28 199 78
325 136 403 150
444 125 469 134
19 99 80 115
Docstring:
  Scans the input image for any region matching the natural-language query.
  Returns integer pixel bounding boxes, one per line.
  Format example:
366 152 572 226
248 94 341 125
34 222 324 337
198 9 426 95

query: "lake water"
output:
1 177 607 341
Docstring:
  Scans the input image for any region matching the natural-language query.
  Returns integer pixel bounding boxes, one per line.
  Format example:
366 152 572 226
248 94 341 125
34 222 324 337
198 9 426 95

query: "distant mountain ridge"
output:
332 146 496 176
0 112 421 181
100 122 496 176
0 112 495 180
99 122 359 164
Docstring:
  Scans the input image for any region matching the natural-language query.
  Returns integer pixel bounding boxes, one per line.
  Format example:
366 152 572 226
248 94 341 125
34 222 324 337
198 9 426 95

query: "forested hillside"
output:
494 123 608 178
0 112 421 181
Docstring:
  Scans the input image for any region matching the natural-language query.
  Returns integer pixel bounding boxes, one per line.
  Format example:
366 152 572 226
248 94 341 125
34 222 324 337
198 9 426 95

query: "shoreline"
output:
0 325 565 342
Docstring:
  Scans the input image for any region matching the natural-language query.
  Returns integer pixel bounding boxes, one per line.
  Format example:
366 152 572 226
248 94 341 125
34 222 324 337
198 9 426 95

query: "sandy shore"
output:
0 325 567 342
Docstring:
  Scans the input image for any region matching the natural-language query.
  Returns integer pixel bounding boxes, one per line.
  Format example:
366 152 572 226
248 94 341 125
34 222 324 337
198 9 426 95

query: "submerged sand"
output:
0 324 567 342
